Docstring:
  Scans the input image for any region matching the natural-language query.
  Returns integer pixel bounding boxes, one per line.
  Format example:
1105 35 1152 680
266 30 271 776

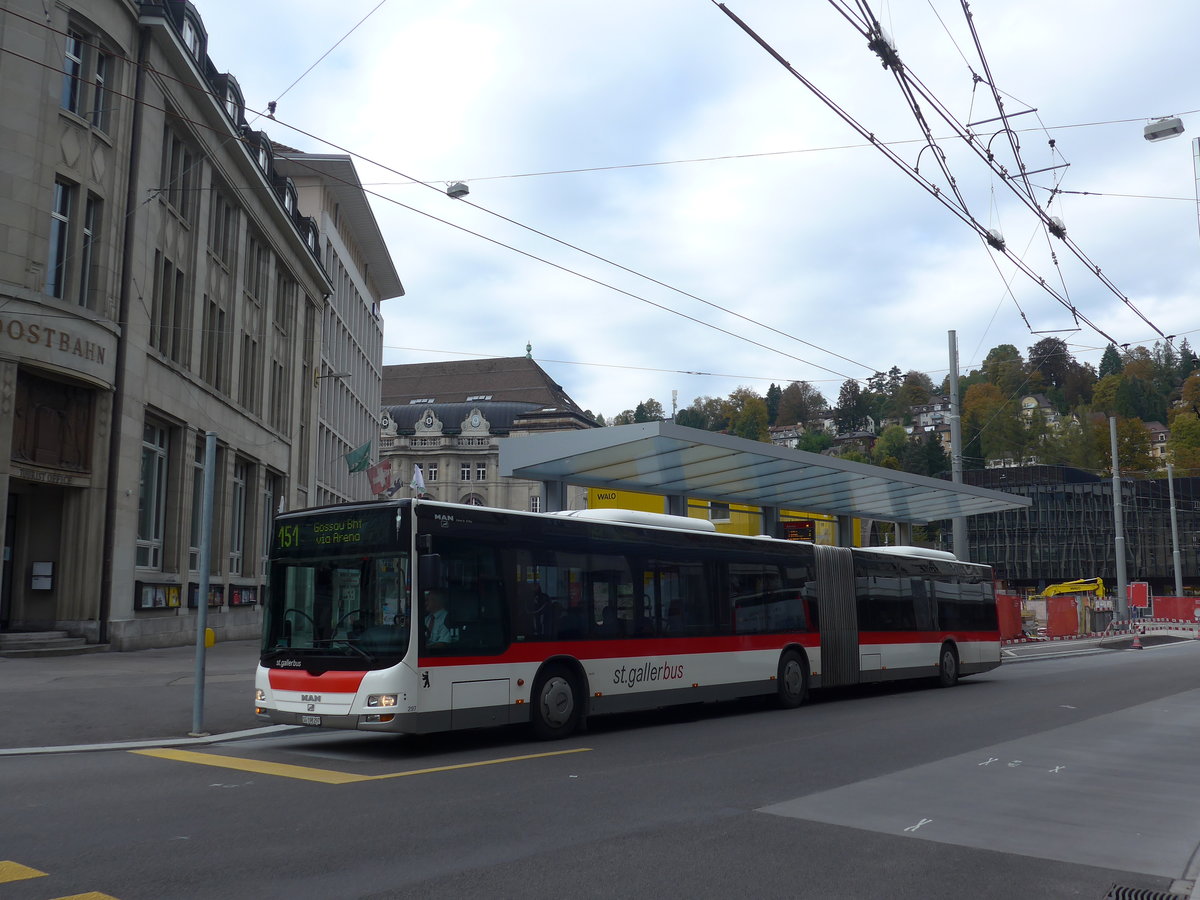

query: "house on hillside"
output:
1020 394 1062 427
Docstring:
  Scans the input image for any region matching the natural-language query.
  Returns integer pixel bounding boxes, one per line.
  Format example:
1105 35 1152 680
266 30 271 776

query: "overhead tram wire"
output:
953 0 1173 346
248 0 390 126
711 1 1123 348
831 0 1166 347
0 17 868 386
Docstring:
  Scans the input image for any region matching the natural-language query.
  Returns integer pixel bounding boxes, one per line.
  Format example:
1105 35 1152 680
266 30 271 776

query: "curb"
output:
0 724 299 757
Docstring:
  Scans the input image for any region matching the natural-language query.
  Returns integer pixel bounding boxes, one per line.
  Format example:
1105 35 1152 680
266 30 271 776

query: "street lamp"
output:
1144 116 1184 142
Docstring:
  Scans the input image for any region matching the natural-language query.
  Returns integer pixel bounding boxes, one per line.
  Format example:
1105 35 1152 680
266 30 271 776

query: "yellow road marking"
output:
0 861 47 883
50 893 120 900
132 746 591 783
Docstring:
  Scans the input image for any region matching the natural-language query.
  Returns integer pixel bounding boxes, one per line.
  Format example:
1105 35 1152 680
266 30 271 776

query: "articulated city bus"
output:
255 499 999 739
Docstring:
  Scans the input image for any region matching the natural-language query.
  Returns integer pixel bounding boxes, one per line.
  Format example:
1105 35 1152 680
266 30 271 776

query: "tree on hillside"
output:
611 409 635 425
797 431 833 454
1167 413 1200 472
1061 361 1097 409
1111 417 1155 476
1091 374 1122 414
1114 376 1166 424
962 382 1025 462
902 431 949 477
776 381 828 426
677 396 727 431
982 344 1028 397
1027 337 1073 390
835 380 871 433
1177 339 1198 381
872 425 910 469
895 370 935 411
729 395 770 441
1099 344 1123 378
633 398 665 422
765 383 782 425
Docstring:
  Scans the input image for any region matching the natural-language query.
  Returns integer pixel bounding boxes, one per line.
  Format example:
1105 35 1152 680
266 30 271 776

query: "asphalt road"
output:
2 640 1198 900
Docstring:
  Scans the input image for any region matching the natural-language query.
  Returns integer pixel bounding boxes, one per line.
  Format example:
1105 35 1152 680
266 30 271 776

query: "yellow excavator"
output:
1042 578 1105 598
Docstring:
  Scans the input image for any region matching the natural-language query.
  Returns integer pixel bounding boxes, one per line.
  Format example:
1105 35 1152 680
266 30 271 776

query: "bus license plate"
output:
301 715 321 726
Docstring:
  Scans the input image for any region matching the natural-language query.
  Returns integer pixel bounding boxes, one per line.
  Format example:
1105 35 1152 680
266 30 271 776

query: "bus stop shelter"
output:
500 420 1029 547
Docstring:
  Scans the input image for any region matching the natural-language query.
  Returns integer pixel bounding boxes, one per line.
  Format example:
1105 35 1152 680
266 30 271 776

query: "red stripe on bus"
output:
858 631 999 645
268 669 367 692
418 634 820 667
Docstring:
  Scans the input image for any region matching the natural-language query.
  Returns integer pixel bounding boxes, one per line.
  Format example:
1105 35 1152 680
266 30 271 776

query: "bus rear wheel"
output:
776 650 809 709
531 665 581 740
938 644 959 688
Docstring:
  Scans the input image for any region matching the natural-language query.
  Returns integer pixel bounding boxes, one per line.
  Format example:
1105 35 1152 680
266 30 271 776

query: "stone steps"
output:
0 631 109 658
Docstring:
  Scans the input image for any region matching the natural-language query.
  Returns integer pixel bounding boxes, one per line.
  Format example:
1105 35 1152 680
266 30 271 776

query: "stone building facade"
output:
0 1 398 648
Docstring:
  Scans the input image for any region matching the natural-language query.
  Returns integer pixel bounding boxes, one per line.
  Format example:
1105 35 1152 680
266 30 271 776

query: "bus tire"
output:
776 649 809 709
938 644 959 688
531 665 581 740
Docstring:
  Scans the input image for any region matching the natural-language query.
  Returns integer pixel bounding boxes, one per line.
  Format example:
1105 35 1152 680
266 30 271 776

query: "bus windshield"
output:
264 554 410 661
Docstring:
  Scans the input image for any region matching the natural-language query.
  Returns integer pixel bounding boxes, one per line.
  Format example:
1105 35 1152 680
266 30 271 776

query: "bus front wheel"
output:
938 644 959 688
531 665 581 740
776 650 809 709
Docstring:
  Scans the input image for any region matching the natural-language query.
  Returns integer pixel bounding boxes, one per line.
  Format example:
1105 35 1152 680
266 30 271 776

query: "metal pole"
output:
190 431 217 736
947 331 968 560
1167 463 1184 597
1109 417 1129 625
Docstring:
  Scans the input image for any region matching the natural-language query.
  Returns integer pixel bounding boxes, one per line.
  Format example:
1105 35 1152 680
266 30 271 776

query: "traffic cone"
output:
1131 627 1143 650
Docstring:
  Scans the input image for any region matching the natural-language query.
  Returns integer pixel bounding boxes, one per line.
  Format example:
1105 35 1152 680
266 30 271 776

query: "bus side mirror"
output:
419 553 444 590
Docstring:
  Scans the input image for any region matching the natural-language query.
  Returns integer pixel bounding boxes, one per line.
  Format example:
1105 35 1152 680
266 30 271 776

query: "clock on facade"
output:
424 414 434 428
471 413 480 428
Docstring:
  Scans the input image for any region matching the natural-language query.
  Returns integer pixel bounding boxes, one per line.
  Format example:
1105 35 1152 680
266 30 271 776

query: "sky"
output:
192 0 1200 421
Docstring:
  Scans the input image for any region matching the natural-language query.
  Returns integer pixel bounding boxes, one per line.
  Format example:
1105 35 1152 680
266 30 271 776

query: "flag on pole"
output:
344 440 372 473
367 459 394 495
410 464 427 495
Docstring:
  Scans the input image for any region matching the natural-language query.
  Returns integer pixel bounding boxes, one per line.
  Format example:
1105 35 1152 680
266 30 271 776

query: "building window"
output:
460 463 471 481
78 194 99 309
151 251 189 363
709 502 731 522
239 333 261 413
476 463 487 482
425 463 438 482
180 17 201 57
530 496 541 513
229 459 248 575
91 51 110 130
200 293 230 392
46 180 74 298
208 189 237 266
61 31 84 113
161 126 195 220
138 421 169 569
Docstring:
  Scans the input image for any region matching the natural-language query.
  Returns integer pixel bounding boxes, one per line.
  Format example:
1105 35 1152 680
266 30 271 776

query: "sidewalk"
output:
0 638 267 752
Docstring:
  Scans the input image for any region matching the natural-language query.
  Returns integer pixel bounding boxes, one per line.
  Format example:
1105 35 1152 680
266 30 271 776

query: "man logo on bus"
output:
422 671 430 688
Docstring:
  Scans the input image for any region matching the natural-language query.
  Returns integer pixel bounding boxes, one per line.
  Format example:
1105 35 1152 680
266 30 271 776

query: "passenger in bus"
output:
596 605 620 636
423 590 453 647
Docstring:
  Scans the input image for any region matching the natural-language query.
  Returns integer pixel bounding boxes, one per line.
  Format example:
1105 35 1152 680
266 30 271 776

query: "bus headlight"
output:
366 694 398 708
255 689 266 702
